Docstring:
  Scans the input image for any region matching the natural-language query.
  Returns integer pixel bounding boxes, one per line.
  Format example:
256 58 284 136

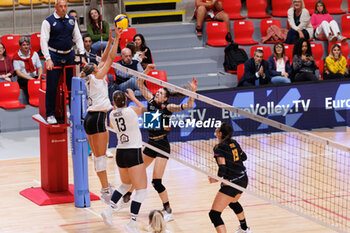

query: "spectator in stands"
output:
83 34 98 64
126 42 136 57
109 48 142 99
285 0 313 45
133 34 153 69
195 0 232 42
239 49 271 87
87 8 109 53
292 38 319 82
310 0 346 42
13 36 43 100
69 9 81 31
267 42 292 84
324 43 348 80
0 43 14 82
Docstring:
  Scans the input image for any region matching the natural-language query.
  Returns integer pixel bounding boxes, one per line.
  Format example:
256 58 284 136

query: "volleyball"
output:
114 14 129 30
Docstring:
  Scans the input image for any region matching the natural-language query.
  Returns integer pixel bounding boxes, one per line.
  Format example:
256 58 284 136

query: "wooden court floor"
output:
1 128 349 233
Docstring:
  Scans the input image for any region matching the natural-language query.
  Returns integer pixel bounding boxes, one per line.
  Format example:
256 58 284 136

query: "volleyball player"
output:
117 77 198 222
101 89 148 233
81 26 119 204
209 122 251 233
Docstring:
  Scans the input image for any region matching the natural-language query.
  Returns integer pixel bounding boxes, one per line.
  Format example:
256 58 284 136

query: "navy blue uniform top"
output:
46 14 75 51
147 97 172 138
214 139 247 180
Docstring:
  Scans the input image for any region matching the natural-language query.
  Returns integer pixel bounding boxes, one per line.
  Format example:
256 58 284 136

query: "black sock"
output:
163 202 171 212
123 192 132 202
239 219 248 230
111 190 122 204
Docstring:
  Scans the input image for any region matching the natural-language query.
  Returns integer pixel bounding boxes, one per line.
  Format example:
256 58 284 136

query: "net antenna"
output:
95 54 350 233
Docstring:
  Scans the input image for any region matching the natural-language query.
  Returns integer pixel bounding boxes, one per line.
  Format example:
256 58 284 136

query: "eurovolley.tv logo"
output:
143 110 161 129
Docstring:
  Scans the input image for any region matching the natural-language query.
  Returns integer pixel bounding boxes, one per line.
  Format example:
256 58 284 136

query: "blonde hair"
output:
292 0 305 9
149 210 166 233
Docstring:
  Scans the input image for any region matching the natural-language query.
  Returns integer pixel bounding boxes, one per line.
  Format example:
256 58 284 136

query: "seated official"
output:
238 49 271 87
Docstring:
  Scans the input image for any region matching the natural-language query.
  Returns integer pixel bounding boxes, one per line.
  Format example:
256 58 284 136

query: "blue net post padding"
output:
71 77 90 208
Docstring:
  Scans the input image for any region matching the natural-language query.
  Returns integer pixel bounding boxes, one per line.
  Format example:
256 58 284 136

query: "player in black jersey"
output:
209 122 251 233
116 76 198 222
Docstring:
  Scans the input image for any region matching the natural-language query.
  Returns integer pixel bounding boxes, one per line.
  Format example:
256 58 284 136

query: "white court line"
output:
85 207 102 218
33 179 41 185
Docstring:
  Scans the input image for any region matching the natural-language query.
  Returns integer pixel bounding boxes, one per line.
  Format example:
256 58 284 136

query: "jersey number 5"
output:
115 117 126 132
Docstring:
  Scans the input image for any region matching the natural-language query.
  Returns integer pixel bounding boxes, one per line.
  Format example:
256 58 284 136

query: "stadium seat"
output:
233 20 259 45
304 0 317 13
310 43 324 62
237 63 245 83
1 35 21 59
30 33 41 54
206 21 229 47
223 0 245 20
119 28 137 50
271 0 289 17
260 19 283 44
27 79 42 107
68 0 83 2
316 59 324 80
0 0 19 7
42 0 55 3
246 0 271 18
0 82 26 109
284 44 294 63
19 0 42 5
145 70 168 95
250 45 272 60
341 15 350 39
323 0 345 14
328 41 350 58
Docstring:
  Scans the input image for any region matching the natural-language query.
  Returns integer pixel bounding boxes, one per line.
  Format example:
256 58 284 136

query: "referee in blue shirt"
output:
40 0 86 124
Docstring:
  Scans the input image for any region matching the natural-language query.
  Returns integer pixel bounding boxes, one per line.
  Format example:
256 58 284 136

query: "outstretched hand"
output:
189 77 198 92
125 88 135 100
114 25 121 39
108 28 113 43
144 63 155 75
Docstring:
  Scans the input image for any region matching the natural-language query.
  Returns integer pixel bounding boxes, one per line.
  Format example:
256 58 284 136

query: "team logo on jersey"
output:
120 134 129 143
69 19 75 26
143 110 161 129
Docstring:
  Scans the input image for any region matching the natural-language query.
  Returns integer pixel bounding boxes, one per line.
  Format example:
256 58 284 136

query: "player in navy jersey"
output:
209 122 251 233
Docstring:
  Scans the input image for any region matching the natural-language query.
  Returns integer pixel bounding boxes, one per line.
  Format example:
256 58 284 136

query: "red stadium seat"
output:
323 0 345 14
271 0 289 17
145 70 168 94
223 0 245 20
341 15 350 39
237 63 245 82
250 45 272 60
316 59 324 80
284 44 294 63
233 20 259 45
310 43 324 61
246 0 271 18
1 35 21 59
260 19 283 44
206 21 229 47
0 82 26 109
119 28 137 50
328 41 350 58
27 79 42 107
30 33 41 54
304 0 317 13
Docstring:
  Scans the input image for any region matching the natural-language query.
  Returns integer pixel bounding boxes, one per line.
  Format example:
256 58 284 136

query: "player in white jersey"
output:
101 89 147 233
80 26 120 204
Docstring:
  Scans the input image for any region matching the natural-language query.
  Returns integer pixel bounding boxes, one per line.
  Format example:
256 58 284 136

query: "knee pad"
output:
209 210 224 227
229 202 243 215
133 189 147 203
116 183 132 195
152 179 166 193
94 155 106 172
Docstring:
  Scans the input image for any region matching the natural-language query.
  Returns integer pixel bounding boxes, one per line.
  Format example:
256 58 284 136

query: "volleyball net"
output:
103 57 350 232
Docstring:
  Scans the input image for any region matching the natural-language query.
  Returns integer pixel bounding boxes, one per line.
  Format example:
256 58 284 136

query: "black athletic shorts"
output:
116 148 143 168
219 173 248 198
143 136 170 159
84 111 107 135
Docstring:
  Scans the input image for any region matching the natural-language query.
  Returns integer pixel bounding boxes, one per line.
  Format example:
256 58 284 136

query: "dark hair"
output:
293 38 312 57
133 33 147 51
83 33 92 41
88 8 106 34
126 42 136 56
113 90 126 108
254 49 264 56
69 9 77 15
273 42 286 59
80 63 95 78
314 0 328 14
219 122 233 142
0 42 7 57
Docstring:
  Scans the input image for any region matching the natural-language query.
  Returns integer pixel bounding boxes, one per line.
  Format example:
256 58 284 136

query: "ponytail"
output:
219 122 233 142
149 210 166 233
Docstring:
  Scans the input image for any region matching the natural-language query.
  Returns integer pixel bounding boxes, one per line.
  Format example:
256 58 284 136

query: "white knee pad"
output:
117 183 132 195
94 155 106 172
133 189 147 203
